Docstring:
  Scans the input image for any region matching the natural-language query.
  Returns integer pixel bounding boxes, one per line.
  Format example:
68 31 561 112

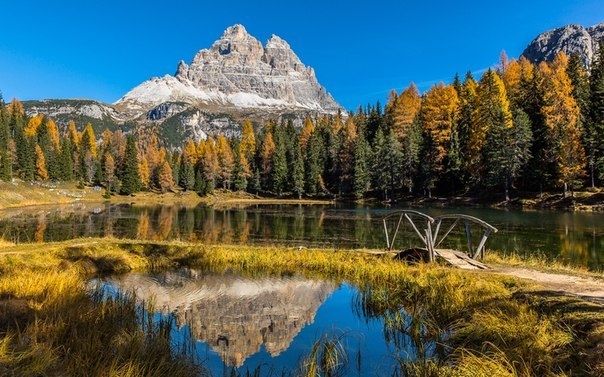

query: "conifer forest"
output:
1 50 604 201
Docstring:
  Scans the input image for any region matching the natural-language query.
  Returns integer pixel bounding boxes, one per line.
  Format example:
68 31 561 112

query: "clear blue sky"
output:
1 0 603 111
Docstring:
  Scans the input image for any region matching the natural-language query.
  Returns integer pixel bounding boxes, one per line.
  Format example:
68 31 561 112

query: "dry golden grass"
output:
0 240 206 376
0 238 602 376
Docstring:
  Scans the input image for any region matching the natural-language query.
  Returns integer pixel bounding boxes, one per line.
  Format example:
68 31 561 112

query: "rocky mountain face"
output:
23 24 343 145
522 22 604 66
114 24 342 119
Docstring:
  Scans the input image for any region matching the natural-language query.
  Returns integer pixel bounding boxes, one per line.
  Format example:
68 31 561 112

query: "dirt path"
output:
489 266 604 304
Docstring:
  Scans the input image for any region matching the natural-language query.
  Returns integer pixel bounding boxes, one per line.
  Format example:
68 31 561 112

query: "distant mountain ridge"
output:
23 24 344 145
522 22 604 66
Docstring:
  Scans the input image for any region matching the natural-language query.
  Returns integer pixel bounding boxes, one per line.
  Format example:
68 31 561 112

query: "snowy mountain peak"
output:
115 24 342 118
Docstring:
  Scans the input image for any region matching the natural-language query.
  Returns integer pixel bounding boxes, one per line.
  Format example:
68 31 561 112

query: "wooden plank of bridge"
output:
434 248 489 270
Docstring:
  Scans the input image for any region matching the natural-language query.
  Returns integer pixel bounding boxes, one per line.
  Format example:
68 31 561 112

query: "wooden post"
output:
465 221 473 257
425 228 434 262
472 229 492 260
383 218 390 250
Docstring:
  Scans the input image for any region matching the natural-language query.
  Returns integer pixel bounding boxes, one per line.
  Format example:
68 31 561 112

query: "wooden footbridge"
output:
382 210 498 270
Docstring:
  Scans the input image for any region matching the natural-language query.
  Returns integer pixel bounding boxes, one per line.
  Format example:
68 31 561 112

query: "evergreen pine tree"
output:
473 69 514 192
119 135 141 195
567 53 592 186
305 128 325 195
483 108 532 201
353 130 371 199
194 167 205 193
250 167 261 195
292 142 305 199
170 151 181 186
180 161 195 191
9 102 34 181
272 130 288 196
0 95 11 181
59 138 74 181
588 42 604 186
457 72 477 188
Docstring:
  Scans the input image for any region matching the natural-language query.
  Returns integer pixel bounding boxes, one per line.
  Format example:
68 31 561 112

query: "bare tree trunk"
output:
591 162 595 189
563 181 568 198
504 177 510 203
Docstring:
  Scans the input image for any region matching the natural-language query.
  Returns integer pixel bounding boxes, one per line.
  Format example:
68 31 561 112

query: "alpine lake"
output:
1 202 603 375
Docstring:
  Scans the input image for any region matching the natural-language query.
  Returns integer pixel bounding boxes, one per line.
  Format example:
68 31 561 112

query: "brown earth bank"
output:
0 180 333 211
2 179 604 211
408 189 604 211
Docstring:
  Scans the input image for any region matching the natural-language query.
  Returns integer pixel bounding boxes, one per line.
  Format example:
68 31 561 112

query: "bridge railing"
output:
382 210 498 261
431 214 498 260
382 210 435 261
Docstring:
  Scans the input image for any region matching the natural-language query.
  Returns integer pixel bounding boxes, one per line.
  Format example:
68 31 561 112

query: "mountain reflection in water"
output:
104 270 336 367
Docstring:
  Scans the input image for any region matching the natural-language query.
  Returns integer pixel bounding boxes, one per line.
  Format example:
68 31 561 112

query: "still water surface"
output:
98 269 402 375
1 202 603 270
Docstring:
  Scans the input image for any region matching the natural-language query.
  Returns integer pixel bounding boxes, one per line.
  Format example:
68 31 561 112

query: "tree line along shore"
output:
2 50 604 203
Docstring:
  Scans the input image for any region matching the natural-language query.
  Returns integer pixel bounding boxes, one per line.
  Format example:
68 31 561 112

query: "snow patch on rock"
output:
115 24 343 117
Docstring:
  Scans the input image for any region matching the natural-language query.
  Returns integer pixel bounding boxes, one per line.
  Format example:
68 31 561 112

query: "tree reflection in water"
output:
1 203 603 270
354 284 448 372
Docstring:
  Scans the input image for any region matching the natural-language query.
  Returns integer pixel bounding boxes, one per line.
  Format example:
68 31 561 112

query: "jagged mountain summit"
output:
114 24 342 118
23 24 344 145
521 22 604 66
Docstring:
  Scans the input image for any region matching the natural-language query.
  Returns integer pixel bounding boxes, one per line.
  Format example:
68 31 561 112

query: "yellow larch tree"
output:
25 114 43 137
101 128 113 153
299 116 315 152
46 119 61 152
104 152 116 191
199 137 219 186
388 83 422 140
67 121 80 164
158 160 174 193
216 134 234 189
502 59 522 105
7 99 24 120
469 70 513 175
35 144 48 181
338 117 358 187
182 139 198 166
138 156 150 189
79 123 97 158
240 119 256 159
146 134 161 173
421 83 459 172
261 131 276 181
539 52 585 196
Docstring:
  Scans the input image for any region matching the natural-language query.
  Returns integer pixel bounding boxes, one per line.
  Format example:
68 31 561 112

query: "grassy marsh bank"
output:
0 181 332 212
0 239 603 376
